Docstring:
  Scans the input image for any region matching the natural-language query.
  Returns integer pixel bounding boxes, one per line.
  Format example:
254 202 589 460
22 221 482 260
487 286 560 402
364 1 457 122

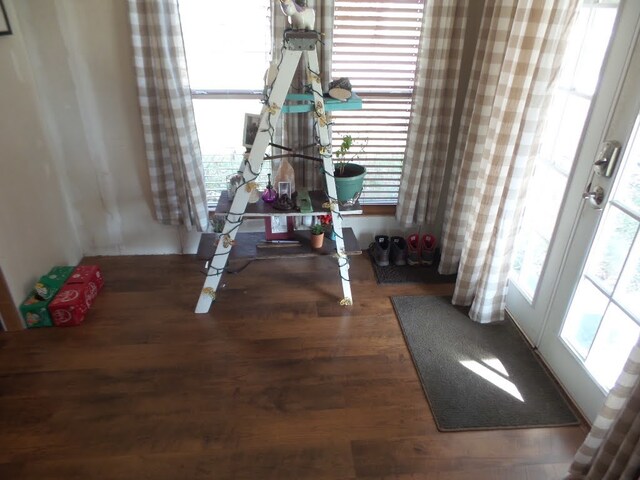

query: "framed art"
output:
264 215 294 241
0 1 11 36
278 181 291 198
243 113 260 149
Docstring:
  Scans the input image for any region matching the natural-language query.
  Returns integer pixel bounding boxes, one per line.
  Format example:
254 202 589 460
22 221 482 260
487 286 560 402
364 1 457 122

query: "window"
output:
179 0 272 206
331 0 424 204
181 0 424 206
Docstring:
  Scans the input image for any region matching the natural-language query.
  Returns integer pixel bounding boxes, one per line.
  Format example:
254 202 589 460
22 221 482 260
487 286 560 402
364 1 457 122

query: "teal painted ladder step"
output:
281 93 362 114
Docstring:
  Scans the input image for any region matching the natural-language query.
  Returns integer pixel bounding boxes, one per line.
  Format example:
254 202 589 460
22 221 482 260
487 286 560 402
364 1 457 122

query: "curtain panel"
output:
128 0 209 232
399 0 579 323
567 340 640 479
271 0 334 190
396 1 468 228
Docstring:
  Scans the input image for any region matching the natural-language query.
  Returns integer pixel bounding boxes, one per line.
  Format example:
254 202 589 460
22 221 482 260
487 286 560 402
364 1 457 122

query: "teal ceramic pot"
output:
334 163 366 206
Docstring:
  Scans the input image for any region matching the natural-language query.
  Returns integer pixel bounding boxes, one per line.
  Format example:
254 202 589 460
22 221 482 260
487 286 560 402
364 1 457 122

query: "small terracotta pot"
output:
310 232 324 249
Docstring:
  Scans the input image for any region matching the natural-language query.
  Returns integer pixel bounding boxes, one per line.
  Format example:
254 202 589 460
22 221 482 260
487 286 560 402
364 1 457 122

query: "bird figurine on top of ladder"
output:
279 0 315 30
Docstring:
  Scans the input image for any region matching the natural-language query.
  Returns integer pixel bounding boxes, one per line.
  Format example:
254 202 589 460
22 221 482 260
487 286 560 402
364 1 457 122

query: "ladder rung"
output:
282 93 363 113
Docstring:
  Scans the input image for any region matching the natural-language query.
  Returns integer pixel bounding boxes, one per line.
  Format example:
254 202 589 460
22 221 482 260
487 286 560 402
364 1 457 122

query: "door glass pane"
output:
561 279 609 359
585 206 638 294
511 230 548 296
555 96 591 174
562 112 640 393
615 235 640 318
615 125 640 215
572 6 618 96
510 2 619 301
584 303 639 390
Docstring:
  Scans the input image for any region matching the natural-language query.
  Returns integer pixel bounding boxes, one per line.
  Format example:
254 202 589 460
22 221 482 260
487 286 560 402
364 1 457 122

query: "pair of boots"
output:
370 234 437 267
371 235 405 266
407 233 437 266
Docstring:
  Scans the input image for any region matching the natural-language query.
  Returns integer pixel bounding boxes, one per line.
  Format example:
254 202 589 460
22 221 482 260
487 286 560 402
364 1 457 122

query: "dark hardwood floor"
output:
0 254 586 479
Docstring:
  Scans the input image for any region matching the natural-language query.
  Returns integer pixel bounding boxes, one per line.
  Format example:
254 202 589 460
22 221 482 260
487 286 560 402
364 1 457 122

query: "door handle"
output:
582 183 604 210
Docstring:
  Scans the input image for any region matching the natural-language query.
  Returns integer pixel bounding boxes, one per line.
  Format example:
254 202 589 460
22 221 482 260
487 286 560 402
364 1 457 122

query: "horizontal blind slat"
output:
332 0 423 205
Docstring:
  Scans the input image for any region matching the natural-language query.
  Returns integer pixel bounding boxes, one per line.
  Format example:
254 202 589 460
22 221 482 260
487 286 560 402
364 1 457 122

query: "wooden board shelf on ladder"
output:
195 29 359 314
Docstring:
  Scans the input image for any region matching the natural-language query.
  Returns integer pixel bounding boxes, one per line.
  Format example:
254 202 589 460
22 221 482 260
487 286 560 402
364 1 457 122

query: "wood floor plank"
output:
0 254 586 479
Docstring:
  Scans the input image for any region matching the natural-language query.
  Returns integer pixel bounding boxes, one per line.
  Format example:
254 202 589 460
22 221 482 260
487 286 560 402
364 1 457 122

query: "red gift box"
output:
67 265 104 291
48 284 92 327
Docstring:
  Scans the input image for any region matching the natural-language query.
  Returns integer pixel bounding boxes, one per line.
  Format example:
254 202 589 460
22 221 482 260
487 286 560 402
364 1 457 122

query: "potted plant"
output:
310 223 325 249
318 214 334 240
333 135 366 206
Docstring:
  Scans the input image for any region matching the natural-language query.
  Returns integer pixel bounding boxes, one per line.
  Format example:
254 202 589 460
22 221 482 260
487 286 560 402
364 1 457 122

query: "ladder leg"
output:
195 49 303 313
305 49 353 305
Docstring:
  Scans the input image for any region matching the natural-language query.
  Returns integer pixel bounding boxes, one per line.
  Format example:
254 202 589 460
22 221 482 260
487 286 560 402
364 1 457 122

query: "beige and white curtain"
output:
396 2 468 229
567 340 640 479
398 0 579 323
128 0 209 232
271 0 334 190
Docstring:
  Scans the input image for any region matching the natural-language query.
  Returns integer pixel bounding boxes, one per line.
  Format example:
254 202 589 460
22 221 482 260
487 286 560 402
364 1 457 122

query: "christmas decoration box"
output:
48 284 92 327
33 266 73 302
48 265 103 326
66 265 104 292
20 293 54 328
45 266 75 285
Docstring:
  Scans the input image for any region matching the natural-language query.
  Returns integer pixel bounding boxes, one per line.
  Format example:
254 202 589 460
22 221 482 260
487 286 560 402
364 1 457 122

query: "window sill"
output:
362 205 396 216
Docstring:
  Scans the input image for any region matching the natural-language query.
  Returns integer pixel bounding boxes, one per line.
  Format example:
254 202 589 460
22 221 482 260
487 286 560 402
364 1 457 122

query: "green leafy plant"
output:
310 223 324 235
334 134 366 176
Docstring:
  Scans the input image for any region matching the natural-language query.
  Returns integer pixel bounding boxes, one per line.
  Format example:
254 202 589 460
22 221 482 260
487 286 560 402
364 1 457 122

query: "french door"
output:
506 0 640 422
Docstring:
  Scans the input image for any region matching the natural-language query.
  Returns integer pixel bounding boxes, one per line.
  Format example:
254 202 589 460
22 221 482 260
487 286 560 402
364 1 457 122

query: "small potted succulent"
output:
310 223 325 249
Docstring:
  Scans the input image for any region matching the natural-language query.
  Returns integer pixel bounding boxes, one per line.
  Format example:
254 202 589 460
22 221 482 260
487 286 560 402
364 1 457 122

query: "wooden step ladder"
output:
195 30 353 314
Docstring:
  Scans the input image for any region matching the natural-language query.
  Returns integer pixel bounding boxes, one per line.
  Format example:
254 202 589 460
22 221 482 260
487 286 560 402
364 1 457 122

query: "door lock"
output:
583 184 605 209
594 141 621 177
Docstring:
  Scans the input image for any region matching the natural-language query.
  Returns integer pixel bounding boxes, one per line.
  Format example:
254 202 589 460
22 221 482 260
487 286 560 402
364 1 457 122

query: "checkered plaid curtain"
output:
399 0 579 323
567 340 640 479
271 0 334 190
128 0 209 232
396 1 468 228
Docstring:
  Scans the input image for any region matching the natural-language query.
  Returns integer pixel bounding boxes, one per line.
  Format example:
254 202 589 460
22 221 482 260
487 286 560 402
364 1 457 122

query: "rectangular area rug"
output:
391 295 579 431
368 250 457 284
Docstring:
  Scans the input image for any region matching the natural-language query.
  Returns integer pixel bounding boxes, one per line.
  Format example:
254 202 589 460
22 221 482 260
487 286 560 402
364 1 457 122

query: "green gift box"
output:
20 293 53 328
33 266 75 300
34 277 61 301
44 266 75 286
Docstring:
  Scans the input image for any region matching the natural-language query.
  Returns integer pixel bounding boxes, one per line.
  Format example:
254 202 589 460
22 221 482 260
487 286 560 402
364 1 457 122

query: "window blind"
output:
331 0 424 205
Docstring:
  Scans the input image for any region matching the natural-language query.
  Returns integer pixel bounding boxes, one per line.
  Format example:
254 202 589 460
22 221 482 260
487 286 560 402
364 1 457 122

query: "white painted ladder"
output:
195 30 352 314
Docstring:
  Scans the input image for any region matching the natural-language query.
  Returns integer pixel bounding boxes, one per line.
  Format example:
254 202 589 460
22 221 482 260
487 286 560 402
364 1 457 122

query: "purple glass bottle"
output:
262 173 277 203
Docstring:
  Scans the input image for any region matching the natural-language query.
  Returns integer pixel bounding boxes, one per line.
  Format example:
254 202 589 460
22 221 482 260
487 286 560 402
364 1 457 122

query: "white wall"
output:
0 0 202 309
0 1 82 307
13 0 189 257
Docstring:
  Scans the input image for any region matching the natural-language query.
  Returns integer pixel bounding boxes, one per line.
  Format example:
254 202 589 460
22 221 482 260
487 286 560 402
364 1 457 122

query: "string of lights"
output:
203 28 352 302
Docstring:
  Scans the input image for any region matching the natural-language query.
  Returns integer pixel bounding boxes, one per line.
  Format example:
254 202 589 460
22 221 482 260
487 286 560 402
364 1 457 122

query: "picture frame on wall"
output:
242 113 260 149
0 1 11 36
